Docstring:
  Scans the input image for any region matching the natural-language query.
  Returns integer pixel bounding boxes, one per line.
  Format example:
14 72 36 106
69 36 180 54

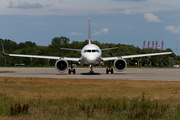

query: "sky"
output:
0 0 180 55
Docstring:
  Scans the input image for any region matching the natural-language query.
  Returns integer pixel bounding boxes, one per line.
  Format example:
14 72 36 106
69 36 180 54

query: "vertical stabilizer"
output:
88 18 91 44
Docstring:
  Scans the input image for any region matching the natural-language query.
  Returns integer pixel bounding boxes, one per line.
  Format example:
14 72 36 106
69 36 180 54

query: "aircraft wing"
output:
2 44 80 61
4 53 79 61
6 53 60 60
101 47 118 51
102 52 172 61
63 57 80 62
61 48 81 51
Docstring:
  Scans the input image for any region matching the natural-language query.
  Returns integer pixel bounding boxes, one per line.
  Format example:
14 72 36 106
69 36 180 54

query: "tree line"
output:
0 36 178 67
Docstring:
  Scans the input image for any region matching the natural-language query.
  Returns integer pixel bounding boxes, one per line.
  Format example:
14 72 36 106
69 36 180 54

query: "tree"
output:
51 36 70 46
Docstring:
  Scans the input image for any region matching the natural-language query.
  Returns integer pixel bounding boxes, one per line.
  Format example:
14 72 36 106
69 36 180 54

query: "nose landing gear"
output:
89 65 94 74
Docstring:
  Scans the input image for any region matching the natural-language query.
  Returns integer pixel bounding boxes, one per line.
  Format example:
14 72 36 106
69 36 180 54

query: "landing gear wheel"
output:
106 68 113 74
111 68 113 74
89 71 94 74
69 61 76 74
73 69 76 74
106 61 114 74
106 68 109 74
68 69 71 74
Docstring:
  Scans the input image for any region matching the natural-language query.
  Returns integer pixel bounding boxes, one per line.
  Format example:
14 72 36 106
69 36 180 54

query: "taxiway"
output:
0 67 179 81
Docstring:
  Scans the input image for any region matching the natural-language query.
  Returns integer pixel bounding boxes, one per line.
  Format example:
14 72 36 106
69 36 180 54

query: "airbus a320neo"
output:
2 19 172 74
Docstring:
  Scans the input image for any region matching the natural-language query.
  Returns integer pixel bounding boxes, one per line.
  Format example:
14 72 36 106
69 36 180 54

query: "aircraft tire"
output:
68 69 71 74
111 68 113 74
73 69 76 74
106 68 109 74
89 71 94 74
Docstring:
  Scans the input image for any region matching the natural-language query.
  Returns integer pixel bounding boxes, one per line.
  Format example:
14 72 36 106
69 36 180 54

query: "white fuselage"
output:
80 44 102 66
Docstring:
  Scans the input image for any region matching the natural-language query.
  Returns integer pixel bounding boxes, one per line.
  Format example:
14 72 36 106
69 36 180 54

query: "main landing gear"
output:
106 61 113 74
68 62 76 74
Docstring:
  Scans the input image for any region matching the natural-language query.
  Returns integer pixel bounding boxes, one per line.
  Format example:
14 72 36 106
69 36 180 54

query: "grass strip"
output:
0 77 180 119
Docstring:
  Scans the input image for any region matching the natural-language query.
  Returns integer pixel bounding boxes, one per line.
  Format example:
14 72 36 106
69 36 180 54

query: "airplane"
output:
2 18 172 74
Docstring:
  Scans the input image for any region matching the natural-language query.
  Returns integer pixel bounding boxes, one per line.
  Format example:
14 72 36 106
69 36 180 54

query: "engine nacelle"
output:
113 58 127 72
55 59 68 72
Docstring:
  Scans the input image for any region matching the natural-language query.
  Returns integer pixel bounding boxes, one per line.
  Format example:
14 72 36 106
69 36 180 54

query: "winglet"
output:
88 18 91 44
2 43 9 55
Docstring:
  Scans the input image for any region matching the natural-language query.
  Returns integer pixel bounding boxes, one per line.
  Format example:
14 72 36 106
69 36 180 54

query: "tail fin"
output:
88 18 91 44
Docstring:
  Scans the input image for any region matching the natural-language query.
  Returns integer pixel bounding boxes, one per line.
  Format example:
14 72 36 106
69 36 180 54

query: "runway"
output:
0 67 179 81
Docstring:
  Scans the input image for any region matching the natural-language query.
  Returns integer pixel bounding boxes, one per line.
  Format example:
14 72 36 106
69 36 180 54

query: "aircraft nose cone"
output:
87 56 96 63
88 58 95 63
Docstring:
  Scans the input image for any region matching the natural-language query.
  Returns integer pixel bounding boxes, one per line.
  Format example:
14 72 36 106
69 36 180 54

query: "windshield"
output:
83 49 100 53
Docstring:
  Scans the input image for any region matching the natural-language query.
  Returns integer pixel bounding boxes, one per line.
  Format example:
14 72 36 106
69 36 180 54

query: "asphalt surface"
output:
0 67 179 81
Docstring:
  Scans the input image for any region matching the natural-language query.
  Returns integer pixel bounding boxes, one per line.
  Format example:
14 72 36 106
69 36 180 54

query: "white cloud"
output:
92 31 101 35
143 13 162 22
1 0 180 16
101 9 132 15
120 9 131 15
92 28 109 35
45 4 53 7
68 32 84 36
164 26 180 34
101 28 109 33
7 1 44 9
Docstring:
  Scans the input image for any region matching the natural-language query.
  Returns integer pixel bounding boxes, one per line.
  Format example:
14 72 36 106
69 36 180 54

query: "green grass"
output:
1 77 180 119
0 92 180 119
0 71 14 73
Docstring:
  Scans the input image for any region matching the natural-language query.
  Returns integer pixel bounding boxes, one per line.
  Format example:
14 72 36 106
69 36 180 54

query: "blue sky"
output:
0 0 180 55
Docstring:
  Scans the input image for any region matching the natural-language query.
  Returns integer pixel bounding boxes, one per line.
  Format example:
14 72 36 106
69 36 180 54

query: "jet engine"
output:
55 59 68 72
113 58 127 72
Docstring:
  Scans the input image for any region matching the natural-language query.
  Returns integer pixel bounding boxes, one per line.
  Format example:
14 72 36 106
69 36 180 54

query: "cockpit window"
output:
87 50 91 52
83 49 100 53
96 50 100 53
92 50 96 52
